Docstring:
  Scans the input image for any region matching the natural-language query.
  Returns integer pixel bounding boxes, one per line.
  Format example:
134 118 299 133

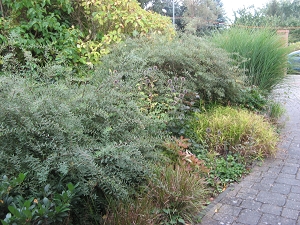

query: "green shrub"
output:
211 27 290 92
0 174 77 225
0 0 174 67
0 72 170 223
98 34 245 105
189 106 279 160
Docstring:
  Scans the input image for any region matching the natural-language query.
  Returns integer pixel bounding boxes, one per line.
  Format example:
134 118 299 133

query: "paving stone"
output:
276 176 300 186
281 165 298 175
218 204 241 216
199 217 221 225
286 157 299 163
271 183 291 195
285 199 300 210
258 213 281 225
291 185 300 194
278 173 296 179
256 191 286 206
282 207 299 220
252 183 273 191
219 197 243 206
260 177 276 185
280 217 297 225
212 212 236 224
296 171 300 180
235 189 259 200
236 209 262 225
240 199 262 210
288 193 300 201
262 171 280 179
266 167 282 175
260 203 282 215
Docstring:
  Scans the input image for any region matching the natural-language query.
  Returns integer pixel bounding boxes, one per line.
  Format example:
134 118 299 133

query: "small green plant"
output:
1 174 76 225
239 86 268 112
267 101 285 121
0 173 26 219
204 153 247 192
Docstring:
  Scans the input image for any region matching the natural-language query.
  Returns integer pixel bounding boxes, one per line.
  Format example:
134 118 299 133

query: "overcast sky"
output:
222 0 271 21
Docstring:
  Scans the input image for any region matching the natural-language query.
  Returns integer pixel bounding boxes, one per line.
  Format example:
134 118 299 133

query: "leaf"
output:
178 218 185 224
67 183 74 192
8 205 21 217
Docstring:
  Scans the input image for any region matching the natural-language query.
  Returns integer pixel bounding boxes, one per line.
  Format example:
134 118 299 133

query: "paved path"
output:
199 75 300 225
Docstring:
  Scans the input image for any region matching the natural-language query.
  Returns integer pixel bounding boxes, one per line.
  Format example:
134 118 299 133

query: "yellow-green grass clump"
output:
190 106 279 160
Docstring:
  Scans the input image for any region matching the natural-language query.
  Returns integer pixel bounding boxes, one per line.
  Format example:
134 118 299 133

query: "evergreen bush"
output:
98 34 245 105
0 72 170 223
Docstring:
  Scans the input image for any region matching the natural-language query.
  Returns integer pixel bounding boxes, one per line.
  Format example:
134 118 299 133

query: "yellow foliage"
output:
77 0 175 64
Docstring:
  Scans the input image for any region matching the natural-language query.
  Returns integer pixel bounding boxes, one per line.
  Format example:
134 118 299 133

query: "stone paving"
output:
198 75 300 225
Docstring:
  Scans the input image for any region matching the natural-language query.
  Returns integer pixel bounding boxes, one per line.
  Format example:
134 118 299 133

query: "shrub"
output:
0 72 170 223
189 106 279 160
98 34 245 105
211 27 290 92
1 174 77 225
0 0 174 67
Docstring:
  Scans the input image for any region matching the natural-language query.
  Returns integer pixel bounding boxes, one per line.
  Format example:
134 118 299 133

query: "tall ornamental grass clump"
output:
189 106 279 160
211 27 290 92
104 166 207 225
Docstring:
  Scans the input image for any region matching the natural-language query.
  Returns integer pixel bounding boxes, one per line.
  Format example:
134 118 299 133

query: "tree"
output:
138 0 186 29
182 0 224 35
0 0 175 67
234 0 300 43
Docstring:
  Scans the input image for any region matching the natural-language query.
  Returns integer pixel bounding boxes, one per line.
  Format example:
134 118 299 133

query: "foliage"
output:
0 173 26 219
104 165 208 225
238 86 268 112
267 101 285 122
0 71 171 223
233 0 300 43
163 136 209 174
1 174 76 225
77 0 175 64
100 34 245 106
0 0 174 67
189 106 279 160
212 27 290 92
197 151 247 192
183 0 224 35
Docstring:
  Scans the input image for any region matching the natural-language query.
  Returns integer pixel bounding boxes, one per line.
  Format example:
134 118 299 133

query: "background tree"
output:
182 0 225 35
138 0 186 30
234 0 300 43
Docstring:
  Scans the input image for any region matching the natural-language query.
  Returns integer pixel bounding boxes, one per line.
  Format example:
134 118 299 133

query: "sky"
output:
222 0 271 21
